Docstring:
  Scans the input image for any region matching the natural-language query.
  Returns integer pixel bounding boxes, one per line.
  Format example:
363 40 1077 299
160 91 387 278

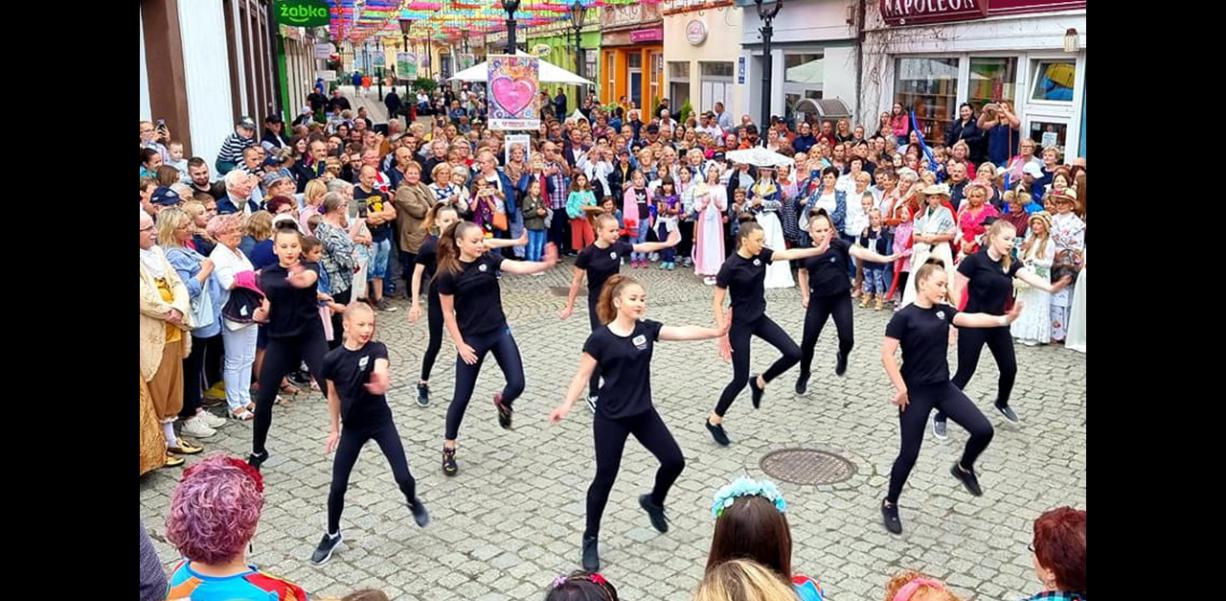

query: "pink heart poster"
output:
487 55 540 131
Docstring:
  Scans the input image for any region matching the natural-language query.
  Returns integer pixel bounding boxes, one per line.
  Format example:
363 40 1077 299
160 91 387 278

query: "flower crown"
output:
711 477 787 520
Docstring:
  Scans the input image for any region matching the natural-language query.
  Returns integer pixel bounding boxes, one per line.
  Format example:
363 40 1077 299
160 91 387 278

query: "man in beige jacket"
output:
393 161 434 293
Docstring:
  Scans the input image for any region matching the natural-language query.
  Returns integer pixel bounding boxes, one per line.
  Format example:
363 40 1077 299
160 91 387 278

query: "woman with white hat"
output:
899 184 957 308
1048 192 1085 343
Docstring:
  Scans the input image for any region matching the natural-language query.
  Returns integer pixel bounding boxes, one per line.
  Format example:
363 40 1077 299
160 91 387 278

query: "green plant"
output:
679 99 694 126
414 77 438 93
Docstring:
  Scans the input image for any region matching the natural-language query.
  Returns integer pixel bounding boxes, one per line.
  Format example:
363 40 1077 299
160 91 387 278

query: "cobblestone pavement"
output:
140 260 1086 600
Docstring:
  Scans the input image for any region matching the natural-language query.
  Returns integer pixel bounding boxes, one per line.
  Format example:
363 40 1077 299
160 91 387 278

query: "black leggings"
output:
678 220 694 259
887 381 994 503
937 326 1017 422
400 251 417 289
328 419 417 534
585 408 685 538
328 289 353 350
799 292 854 378
420 289 444 382
180 334 224 420
714 316 801 417
587 295 603 398
445 327 526 440
253 326 329 455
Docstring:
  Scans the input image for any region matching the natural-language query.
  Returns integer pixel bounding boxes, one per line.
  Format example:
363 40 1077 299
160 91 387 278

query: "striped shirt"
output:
217 133 255 163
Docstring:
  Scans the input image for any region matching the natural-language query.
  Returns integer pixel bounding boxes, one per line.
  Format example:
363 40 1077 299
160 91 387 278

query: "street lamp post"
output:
569 0 586 110
399 18 413 95
377 38 385 101
502 0 521 55
756 0 782 146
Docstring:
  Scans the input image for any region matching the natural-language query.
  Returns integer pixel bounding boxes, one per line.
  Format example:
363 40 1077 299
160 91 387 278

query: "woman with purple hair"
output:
164 454 308 600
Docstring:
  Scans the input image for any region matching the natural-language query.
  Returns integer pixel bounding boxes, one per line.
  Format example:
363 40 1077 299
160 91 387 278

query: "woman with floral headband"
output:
551 274 730 572
165 454 307 600
544 572 619 601
705 477 826 600
884 571 964 601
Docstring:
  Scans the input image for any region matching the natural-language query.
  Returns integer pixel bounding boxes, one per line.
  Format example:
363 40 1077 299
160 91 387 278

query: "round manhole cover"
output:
760 448 857 485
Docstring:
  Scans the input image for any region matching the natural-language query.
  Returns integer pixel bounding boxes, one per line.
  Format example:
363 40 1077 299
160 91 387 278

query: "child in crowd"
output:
859 208 892 310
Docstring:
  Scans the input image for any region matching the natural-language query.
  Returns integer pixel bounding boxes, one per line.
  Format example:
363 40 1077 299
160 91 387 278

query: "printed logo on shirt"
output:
753 259 761 266
936 311 946 320
358 356 369 370
610 251 617 260
479 264 488 272
632 334 648 350
829 256 836 263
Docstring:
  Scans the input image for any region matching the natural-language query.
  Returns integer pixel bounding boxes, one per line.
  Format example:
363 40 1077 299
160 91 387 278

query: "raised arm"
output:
496 243 559 275
952 301 1023 329
632 228 681 254
849 244 900 264
770 234 832 262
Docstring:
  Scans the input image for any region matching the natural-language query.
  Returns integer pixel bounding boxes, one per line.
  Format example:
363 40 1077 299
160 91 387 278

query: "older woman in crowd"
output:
314 192 359 348
207 213 259 421
159 208 229 440
140 212 202 463
165 454 307 599
1024 507 1086 601
1049 192 1085 343
900 184 957 308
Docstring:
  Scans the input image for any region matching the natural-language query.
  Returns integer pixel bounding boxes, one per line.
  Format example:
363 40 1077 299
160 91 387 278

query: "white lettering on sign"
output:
881 0 984 24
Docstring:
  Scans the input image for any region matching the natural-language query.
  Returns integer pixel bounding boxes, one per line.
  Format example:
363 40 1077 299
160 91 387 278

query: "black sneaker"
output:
932 418 948 440
996 404 1019 424
288 369 312 387
795 372 809 395
247 451 269 471
310 532 342 565
493 393 513 430
881 500 902 534
581 535 600 572
835 351 848 376
586 395 598 414
416 382 430 407
442 447 458 476
950 463 983 497
409 498 431 527
749 374 764 409
639 494 669 533
705 419 731 446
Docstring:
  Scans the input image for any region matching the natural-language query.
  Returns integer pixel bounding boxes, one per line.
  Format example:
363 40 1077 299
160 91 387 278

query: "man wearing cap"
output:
263 172 298 209
216 170 260 216
215 116 257 176
1020 162 1047 212
634 123 660 152
148 187 182 218
260 114 290 153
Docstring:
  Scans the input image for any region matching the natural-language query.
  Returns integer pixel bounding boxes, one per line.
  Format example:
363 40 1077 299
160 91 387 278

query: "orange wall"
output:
600 46 663 113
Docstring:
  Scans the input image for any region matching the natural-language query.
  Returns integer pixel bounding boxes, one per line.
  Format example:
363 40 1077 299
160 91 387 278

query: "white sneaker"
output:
182 416 217 439
704 276 717 285
586 395 597 414
198 410 228 429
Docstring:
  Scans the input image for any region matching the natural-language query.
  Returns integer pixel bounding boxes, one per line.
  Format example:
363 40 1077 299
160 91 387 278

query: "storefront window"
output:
1029 119 1067 152
700 62 734 78
785 53 823 84
1031 60 1075 102
895 57 959 142
669 61 690 112
968 57 1016 112
785 90 822 125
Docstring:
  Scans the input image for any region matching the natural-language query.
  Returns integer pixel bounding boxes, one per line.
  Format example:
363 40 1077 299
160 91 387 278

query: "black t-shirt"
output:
802 237 852 297
260 262 322 338
632 187 649 218
436 252 507 336
415 235 440 296
354 186 393 242
716 248 774 323
322 341 392 429
885 303 959 387
575 239 635 298
958 249 1021 316
583 319 664 419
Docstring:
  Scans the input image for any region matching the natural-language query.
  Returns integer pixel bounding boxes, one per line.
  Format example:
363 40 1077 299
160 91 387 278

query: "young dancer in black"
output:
249 224 329 470
880 258 1023 534
408 205 525 407
436 220 558 476
705 218 833 446
560 213 681 412
550 274 729 571
310 301 430 565
932 220 1070 438
795 208 899 393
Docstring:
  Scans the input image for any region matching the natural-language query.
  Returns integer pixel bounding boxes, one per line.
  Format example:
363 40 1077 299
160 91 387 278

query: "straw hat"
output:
921 183 951 196
1051 191 1079 209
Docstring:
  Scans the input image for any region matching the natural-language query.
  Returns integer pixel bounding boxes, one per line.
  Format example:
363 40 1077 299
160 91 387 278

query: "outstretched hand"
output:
516 229 529 246
364 370 390 395
540 243 559 269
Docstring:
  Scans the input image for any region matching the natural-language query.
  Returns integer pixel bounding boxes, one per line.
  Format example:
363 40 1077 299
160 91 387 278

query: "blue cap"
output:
151 187 182 206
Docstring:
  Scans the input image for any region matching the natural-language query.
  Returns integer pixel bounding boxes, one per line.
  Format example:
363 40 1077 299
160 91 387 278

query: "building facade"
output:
662 0 745 120
600 2 665 113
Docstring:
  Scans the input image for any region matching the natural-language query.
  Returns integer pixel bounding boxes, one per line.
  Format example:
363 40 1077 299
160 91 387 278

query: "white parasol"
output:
724 146 795 169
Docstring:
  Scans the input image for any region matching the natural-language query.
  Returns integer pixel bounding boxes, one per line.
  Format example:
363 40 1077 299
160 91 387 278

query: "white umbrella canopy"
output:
449 51 593 85
724 146 795 169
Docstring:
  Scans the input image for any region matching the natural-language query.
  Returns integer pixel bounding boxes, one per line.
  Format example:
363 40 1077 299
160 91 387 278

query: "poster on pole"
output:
487 55 540 131
397 53 418 80
504 134 532 166
459 53 476 70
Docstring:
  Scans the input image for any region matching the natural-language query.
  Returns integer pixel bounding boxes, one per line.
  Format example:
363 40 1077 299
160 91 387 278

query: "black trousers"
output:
253 325 329 455
714 316 801 417
887 381 994 503
399 250 418 293
328 419 418 534
937 326 1017 422
585 408 684 538
328 289 353 350
420 289 444 381
445 327 526 440
587 295 603 398
799 292 854 378
179 334 224 420
677 220 694 260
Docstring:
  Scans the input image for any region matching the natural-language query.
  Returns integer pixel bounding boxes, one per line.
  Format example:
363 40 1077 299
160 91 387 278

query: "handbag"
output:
189 281 216 331
492 210 509 231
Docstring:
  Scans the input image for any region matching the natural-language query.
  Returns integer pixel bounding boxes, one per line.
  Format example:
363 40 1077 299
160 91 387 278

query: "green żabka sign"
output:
275 0 330 27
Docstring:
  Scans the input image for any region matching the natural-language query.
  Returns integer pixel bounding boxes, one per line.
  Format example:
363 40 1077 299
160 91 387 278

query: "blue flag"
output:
909 111 940 173
1003 171 1012 192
